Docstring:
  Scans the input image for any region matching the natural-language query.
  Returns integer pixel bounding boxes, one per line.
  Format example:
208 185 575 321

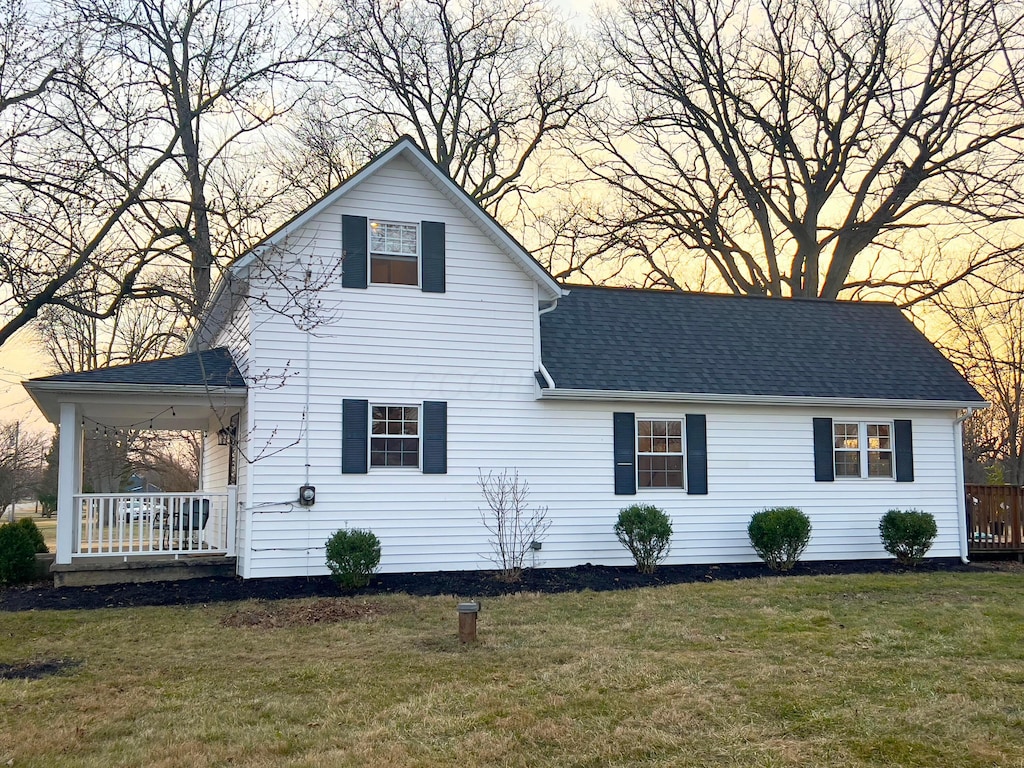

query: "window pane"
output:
369 221 417 256
637 455 684 488
638 437 652 453
370 406 419 467
834 423 858 449
668 421 681 437
867 424 891 450
868 451 893 478
371 255 418 285
835 450 860 477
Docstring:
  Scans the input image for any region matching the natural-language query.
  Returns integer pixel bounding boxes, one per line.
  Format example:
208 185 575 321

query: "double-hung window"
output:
833 421 893 479
370 405 420 467
369 220 418 285
636 418 685 488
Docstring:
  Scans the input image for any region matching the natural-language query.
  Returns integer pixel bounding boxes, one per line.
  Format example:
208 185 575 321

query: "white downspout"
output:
954 407 977 564
538 299 559 389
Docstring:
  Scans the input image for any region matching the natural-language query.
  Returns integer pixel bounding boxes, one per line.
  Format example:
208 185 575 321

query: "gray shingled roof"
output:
540 287 984 402
30 347 245 388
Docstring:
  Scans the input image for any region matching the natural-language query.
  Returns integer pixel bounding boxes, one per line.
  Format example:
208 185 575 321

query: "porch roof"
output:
23 348 247 429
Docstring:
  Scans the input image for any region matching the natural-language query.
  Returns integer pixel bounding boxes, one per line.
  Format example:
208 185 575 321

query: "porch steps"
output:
52 555 237 587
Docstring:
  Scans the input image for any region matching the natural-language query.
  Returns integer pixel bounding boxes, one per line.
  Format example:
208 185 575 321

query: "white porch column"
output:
225 485 238 557
56 402 83 565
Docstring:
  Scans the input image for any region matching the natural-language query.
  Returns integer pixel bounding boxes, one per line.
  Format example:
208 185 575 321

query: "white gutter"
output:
954 406 979 564
538 387 987 410
537 298 560 390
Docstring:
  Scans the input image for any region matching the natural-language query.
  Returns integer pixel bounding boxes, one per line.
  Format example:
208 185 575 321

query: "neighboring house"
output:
24 137 986 582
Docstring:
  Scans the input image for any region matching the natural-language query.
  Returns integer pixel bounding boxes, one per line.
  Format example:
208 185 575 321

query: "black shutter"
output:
341 215 367 289
812 417 835 482
342 399 368 474
685 414 708 495
421 221 445 293
894 419 914 482
613 412 636 495
422 401 447 474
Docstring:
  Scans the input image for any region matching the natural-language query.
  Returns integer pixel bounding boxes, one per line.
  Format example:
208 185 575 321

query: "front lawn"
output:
1 571 1022 767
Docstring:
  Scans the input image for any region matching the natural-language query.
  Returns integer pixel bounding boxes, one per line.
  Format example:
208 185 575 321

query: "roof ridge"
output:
558 283 897 307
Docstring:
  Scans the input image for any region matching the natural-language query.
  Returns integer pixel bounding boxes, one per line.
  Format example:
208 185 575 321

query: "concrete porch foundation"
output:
52 555 237 587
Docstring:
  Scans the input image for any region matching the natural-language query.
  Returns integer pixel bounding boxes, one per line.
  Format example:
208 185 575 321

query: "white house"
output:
24 137 986 584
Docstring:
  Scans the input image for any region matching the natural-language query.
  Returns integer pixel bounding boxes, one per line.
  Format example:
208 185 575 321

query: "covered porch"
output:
23 348 247 584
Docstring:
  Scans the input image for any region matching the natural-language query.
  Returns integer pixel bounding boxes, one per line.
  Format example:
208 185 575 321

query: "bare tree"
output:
0 0 331 353
934 280 1024 484
0 421 48 520
68 0 331 316
0 0 188 348
589 0 1024 300
322 0 601 220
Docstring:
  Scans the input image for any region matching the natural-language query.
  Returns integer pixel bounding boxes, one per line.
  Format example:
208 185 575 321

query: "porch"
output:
22 348 247 584
966 484 1024 555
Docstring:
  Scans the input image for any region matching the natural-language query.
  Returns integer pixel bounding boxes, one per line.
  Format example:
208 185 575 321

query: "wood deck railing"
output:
965 484 1024 553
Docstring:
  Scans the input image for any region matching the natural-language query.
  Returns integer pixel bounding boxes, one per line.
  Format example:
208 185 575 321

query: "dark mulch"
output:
0 658 82 680
0 557 983 613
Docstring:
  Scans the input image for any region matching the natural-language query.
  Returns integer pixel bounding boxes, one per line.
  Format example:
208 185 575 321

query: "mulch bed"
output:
0 557 995 613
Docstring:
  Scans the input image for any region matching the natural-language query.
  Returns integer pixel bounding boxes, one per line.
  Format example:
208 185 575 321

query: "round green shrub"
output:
16 517 48 554
748 507 811 572
0 522 37 585
325 528 381 589
879 509 937 565
614 504 673 574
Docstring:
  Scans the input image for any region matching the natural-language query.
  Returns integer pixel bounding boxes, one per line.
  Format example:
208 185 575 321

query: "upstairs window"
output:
369 220 418 285
637 418 685 488
370 405 420 467
833 421 893 479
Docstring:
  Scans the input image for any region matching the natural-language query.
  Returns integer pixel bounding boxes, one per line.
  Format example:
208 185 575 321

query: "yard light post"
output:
457 601 480 644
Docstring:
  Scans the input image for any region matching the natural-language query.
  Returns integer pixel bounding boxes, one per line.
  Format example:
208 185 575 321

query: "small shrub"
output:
478 469 551 582
614 504 673 574
879 509 937 565
16 518 48 554
325 528 381 589
0 522 37 585
748 507 811 572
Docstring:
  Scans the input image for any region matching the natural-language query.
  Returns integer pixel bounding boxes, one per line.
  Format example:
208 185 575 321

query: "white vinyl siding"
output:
227 153 965 578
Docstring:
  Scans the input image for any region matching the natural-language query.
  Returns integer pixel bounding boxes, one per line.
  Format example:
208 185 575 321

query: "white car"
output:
117 499 152 522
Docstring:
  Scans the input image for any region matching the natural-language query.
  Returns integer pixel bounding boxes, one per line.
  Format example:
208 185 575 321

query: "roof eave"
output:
23 380 247 424
538 387 988 410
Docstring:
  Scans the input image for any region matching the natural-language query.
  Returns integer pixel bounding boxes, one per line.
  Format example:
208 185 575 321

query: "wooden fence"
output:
965 484 1024 553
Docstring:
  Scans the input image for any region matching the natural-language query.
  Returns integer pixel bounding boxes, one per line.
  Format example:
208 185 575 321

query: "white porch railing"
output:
72 491 235 558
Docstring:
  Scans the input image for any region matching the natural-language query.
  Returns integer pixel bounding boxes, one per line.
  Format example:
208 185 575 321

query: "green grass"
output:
2 571 1023 767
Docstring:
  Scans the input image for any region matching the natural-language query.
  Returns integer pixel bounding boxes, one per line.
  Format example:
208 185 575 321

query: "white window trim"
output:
635 415 686 490
369 403 421 470
368 219 421 287
833 420 894 480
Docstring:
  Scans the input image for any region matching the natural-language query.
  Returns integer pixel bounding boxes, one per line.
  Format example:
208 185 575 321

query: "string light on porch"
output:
78 408 177 435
